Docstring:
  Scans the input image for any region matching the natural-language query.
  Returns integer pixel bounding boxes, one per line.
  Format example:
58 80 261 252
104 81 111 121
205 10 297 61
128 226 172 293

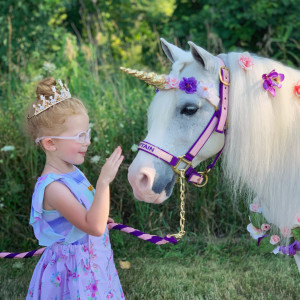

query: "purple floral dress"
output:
27 167 125 300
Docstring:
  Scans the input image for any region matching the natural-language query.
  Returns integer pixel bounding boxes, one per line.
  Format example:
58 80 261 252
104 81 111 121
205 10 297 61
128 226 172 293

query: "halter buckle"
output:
219 66 230 86
172 155 193 176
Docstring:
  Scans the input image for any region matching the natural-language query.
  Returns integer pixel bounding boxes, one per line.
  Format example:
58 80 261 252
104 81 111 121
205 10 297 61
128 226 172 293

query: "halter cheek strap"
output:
138 57 230 187
216 61 230 133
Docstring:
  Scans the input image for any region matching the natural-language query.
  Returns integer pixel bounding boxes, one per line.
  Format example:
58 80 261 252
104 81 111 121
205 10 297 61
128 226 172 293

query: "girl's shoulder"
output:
30 169 88 246
35 166 84 190
32 168 83 210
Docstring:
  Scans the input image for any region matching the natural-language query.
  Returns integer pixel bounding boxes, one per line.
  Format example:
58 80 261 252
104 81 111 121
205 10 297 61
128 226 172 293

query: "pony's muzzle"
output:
128 162 169 204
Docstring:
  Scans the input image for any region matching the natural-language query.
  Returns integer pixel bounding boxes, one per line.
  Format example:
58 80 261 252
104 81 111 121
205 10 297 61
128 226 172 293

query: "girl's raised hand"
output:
97 146 124 186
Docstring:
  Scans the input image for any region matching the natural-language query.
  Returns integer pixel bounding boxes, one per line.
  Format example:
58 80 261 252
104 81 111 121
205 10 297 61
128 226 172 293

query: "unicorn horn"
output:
120 67 167 89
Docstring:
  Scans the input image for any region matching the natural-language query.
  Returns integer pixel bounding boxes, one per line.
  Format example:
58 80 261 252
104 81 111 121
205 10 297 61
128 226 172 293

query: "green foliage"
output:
167 0 300 66
0 0 67 71
249 211 266 229
292 227 300 241
258 236 276 254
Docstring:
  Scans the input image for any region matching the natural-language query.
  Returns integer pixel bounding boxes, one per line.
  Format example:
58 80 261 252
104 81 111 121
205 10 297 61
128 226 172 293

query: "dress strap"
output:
30 173 87 246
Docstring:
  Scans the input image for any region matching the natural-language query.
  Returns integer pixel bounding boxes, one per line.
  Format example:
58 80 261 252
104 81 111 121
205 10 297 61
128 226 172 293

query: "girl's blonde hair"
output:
27 77 88 143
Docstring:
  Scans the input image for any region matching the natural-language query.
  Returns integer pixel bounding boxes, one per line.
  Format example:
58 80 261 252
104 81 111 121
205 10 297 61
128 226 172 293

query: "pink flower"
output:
196 82 219 107
295 214 300 224
165 76 180 89
82 244 88 252
91 283 98 292
261 223 271 231
249 202 261 213
239 53 254 70
280 226 292 237
270 235 280 245
247 223 264 240
294 81 300 98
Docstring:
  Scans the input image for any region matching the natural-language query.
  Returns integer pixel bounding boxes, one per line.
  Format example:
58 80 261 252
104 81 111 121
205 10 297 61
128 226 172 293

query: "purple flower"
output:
262 69 285 97
280 240 300 256
179 77 198 94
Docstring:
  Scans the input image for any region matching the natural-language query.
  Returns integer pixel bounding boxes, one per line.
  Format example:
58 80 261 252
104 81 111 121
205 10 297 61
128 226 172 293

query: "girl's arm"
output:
43 146 124 236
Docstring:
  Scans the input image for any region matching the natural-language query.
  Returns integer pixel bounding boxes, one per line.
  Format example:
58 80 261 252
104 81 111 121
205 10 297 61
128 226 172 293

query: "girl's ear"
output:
41 138 56 152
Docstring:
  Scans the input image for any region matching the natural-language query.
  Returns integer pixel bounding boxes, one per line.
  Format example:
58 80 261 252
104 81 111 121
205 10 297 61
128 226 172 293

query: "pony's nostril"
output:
138 173 150 190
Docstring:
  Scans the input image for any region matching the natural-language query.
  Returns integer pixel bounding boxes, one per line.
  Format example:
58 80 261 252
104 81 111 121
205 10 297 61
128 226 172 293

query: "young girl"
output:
26 77 125 299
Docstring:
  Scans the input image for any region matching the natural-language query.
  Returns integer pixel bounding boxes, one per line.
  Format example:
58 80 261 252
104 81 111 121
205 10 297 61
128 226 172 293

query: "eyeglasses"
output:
35 128 91 144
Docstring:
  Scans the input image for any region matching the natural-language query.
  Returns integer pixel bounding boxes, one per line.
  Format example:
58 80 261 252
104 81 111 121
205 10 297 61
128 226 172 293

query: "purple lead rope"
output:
0 222 178 259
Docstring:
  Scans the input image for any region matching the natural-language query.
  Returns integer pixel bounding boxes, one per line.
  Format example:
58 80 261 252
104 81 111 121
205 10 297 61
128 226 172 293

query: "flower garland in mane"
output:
247 202 300 256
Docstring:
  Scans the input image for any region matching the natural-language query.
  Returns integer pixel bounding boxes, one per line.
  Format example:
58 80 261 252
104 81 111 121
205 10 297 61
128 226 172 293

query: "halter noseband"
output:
138 58 230 187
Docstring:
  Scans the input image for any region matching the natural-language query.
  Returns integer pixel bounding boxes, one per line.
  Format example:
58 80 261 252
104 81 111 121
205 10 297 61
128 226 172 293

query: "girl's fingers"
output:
109 147 122 164
107 217 115 223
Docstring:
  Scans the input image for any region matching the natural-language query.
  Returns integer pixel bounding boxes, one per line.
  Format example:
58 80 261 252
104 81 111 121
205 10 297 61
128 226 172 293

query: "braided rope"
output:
0 222 178 259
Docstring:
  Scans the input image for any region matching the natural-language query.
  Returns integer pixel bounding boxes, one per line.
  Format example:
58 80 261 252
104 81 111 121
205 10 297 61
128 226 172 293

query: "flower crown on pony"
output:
120 67 220 110
28 79 71 119
121 53 300 101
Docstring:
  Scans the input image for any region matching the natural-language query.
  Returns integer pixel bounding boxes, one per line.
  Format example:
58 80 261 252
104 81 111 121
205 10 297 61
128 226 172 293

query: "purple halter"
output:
138 58 230 187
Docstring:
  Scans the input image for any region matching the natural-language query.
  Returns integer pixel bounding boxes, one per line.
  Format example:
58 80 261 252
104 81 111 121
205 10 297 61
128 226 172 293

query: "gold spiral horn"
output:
120 67 167 89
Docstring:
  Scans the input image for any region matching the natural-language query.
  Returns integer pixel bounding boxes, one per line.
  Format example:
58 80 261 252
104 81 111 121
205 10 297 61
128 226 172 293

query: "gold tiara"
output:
28 79 71 119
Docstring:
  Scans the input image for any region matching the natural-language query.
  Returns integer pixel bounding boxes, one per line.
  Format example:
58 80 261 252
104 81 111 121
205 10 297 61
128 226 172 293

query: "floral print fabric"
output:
27 168 124 299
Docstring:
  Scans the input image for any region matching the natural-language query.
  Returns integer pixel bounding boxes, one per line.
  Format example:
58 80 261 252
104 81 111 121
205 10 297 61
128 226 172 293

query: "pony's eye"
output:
180 105 199 116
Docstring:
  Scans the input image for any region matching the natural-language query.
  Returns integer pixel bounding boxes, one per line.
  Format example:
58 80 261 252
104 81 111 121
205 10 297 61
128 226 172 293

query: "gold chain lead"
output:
168 170 186 240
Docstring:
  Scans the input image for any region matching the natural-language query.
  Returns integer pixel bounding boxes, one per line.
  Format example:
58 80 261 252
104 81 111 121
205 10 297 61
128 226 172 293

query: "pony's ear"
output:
160 38 187 63
188 41 218 71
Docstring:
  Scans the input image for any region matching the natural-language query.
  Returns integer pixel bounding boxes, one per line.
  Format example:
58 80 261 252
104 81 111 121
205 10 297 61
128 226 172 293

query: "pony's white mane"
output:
222 52 300 229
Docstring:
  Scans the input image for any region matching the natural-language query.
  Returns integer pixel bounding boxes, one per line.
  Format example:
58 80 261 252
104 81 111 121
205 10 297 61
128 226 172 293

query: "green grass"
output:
1 235 299 300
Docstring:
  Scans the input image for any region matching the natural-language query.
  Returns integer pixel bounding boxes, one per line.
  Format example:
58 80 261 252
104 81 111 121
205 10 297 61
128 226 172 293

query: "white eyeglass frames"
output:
35 128 91 144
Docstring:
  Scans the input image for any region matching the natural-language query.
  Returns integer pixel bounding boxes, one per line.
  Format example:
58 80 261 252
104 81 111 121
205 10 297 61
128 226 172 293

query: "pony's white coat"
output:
128 39 300 270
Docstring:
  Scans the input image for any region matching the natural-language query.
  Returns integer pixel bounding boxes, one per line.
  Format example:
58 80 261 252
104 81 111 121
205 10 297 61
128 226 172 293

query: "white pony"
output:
127 38 300 270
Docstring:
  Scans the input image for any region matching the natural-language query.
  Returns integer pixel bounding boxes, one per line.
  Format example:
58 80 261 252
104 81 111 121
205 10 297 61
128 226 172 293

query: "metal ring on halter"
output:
219 66 230 86
193 171 209 188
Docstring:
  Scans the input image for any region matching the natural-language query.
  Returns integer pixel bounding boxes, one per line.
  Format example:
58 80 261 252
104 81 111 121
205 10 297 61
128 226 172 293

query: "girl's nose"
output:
84 137 91 146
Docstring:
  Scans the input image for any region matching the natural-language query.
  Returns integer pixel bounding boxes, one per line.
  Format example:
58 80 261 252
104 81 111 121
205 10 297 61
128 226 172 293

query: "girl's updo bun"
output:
26 77 88 144
35 77 57 100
